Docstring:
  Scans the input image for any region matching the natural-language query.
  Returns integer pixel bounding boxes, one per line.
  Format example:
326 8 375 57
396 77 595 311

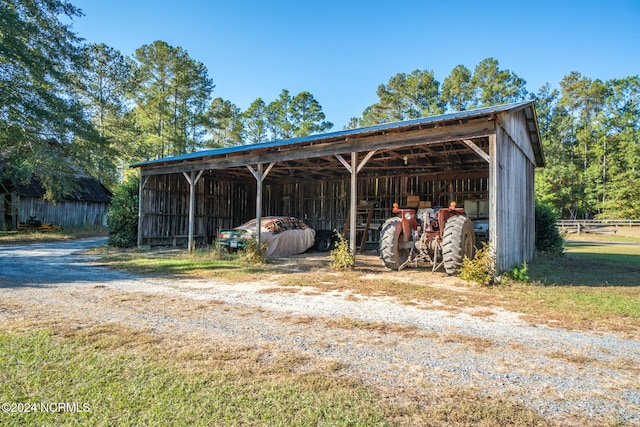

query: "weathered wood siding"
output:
140 171 489 247
140 174 256 246
491 111 536 272
17 197 108 228
264 172 488 228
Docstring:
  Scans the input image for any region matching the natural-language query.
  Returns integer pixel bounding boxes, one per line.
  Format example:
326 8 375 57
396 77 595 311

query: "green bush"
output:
507 262 529 282
459 242 496 285
239 237 268 264
535 202 565 254
330 233 354 270
107 175 139 248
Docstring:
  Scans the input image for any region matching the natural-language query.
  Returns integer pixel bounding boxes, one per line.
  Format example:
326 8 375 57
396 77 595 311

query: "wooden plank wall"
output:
493 113 536 272
139 171 489 247
141 174 256 246
16 197 108 228
264 173 488 228
0 195 5 230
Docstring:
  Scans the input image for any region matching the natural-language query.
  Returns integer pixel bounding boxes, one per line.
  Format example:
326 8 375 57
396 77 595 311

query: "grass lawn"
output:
0 324 547 427
0 327 388 426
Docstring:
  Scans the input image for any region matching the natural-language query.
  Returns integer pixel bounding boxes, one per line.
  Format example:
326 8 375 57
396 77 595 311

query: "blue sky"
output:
70 0 639 130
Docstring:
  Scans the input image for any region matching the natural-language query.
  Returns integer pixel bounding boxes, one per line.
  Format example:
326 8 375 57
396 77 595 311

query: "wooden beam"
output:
356 149 377 174
335 154 351 173
462 139 490 163
139 120 495 176
246 164 259 180
263 162 276 179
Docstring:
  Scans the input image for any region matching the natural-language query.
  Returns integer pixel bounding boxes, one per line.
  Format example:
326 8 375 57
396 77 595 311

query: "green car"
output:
217 228 250 252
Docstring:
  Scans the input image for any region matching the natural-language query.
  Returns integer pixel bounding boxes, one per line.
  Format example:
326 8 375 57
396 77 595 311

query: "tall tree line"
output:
1 1 638 219
348 58 528 127
1 0 333 197
533 74 640 219
1 0 99 200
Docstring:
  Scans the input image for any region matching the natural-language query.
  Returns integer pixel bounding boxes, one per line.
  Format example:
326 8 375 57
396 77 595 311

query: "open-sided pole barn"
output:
131 101 543 273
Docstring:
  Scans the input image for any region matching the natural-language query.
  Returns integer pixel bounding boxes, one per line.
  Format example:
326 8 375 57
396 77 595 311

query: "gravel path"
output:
1 238 639 425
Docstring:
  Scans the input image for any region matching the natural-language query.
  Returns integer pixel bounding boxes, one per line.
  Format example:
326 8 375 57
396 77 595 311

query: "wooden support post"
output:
188 172 196 252
350 152 357 257
335 150 376 259
137 175 149 247
488 133 498 250
247 162 276 249
256 163 263 248
183 170 203 252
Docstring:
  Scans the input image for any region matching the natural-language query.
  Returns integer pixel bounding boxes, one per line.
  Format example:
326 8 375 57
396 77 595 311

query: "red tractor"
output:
379 201 475 275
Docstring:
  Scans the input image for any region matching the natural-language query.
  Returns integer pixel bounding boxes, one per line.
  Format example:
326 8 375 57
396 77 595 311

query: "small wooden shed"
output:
0 173 112 230
131 101 543 273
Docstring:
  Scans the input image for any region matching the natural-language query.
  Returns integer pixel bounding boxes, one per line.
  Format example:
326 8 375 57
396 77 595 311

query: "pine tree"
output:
0 0 100 199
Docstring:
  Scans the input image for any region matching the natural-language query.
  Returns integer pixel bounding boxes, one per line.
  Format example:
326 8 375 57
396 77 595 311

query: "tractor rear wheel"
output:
315 232 334 252
379 217 410 270
442 215 475 275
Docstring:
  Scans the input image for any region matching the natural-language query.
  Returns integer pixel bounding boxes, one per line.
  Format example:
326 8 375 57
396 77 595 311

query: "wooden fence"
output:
556 220 640 235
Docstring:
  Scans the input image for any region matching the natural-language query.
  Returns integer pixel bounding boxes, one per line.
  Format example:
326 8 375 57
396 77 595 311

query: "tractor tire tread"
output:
442 215 475 275
379 217 407 270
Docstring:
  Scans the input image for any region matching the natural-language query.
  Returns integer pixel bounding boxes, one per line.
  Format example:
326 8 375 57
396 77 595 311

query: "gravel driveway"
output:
1 238 639 425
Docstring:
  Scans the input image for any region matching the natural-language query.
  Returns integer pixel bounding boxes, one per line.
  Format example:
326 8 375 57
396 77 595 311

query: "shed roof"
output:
131 101 543 173
1 175 112 203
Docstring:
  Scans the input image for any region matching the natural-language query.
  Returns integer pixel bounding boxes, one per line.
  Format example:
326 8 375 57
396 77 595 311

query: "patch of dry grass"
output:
546 351 598 365
257 286 301 294
468 308 496 317
0 231 75 244
324 316 424 337
0 315 554 426
440 333 496 352
0 226 107 245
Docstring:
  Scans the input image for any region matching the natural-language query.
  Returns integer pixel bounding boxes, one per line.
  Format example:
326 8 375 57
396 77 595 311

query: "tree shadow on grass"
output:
528 252 640 287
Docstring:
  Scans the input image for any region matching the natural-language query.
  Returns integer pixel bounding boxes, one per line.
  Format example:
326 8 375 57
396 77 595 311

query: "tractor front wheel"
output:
442 215 475 275
379 217 410 270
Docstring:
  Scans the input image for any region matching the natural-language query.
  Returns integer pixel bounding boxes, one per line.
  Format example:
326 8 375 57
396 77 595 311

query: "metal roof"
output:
131 101 543 169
